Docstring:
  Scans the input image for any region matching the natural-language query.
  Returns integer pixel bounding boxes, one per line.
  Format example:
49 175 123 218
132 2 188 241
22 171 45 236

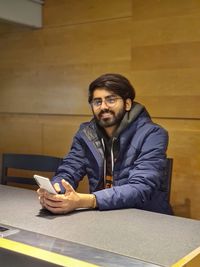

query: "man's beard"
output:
94 107 126 128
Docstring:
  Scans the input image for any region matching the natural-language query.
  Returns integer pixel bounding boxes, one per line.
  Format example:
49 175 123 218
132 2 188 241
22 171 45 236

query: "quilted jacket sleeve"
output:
52 133 87 193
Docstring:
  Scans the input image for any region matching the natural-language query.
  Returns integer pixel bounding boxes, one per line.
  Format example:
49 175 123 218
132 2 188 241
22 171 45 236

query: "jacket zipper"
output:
101 138 107 187
95 137 116 189
111 137 117 185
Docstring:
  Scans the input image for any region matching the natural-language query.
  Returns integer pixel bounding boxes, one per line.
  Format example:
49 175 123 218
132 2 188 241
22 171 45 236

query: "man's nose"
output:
100 99 108 109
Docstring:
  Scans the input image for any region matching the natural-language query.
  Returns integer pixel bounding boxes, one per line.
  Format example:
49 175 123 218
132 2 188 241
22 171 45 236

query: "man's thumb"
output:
54 183 61 193
61 179 74 192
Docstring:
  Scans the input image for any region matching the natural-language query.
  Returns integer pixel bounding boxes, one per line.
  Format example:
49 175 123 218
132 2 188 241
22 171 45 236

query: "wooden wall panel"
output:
131 15 200 46
42 116 90 156
132 69 200 97
132 68 200 118
0 0 200 219
0 114 89 156
132 0 200 20
0 115 42 154
0 21 132 68
131 42 200 71
44 0 132 26
1 3 200 117
137 94 200 119
130 1 200 119
0 18 131 114
0 20 30 34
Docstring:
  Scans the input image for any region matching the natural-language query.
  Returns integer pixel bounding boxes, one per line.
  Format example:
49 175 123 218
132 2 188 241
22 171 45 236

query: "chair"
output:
159 158 173 203
0 153 62 186
165 157 173 203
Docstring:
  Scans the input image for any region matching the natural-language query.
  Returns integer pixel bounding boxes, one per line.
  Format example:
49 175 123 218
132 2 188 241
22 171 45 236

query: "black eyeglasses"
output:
90 95 122 108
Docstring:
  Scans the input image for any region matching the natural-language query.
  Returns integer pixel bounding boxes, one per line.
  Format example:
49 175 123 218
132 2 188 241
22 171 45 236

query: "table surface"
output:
1 185 200 267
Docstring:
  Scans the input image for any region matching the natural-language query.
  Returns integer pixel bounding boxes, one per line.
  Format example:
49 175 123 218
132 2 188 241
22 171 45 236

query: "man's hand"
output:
37 179 96 214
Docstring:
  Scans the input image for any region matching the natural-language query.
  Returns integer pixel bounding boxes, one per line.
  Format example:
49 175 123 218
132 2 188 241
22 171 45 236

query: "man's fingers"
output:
37 188 45 196
38 195 45 207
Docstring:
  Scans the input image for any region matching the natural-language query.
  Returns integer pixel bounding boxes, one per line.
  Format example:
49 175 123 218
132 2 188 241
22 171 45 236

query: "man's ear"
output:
125 98 132 111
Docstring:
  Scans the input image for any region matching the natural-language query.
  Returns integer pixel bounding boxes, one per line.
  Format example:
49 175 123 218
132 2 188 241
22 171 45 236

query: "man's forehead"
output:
93 88 117 98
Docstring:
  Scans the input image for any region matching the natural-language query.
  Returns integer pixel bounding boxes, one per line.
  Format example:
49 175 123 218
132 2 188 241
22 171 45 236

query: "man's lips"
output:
98 112 114 119
99 112 113 119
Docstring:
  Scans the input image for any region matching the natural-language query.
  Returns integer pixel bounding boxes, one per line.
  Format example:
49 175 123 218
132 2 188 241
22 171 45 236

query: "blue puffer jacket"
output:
52 103 172 215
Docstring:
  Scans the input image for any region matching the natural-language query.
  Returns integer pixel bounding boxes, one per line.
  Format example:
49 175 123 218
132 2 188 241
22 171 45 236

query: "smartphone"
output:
34 174 57 194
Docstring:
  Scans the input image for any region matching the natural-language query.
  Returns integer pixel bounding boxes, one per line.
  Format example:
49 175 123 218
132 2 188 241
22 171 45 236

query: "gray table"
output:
1 185 200 267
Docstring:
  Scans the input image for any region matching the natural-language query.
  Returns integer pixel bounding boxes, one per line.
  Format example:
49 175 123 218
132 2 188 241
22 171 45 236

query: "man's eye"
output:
107 98 116 103
94 100 102 105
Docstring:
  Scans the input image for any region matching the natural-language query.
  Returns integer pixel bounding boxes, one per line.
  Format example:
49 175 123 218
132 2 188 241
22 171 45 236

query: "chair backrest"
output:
165 157 173 203
1 153 62 186
160 157 173 203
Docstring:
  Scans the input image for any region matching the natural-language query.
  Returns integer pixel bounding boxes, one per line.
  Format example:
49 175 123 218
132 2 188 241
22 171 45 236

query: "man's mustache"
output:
98 110 115 117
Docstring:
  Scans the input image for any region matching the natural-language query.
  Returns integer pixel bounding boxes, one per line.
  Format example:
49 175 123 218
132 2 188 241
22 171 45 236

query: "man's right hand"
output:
37 182 61 208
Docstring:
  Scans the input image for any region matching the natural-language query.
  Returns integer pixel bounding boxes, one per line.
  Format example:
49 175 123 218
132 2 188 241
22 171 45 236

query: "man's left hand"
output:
38 179 96 214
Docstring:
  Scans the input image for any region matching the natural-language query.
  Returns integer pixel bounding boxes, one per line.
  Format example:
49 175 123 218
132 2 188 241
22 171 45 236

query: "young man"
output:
37 73 172 215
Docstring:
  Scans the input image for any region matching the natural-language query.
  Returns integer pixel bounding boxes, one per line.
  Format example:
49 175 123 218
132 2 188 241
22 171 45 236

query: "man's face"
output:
91 88 127 128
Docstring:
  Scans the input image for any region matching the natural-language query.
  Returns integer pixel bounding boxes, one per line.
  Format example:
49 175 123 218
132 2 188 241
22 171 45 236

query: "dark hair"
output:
88 73 135 103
